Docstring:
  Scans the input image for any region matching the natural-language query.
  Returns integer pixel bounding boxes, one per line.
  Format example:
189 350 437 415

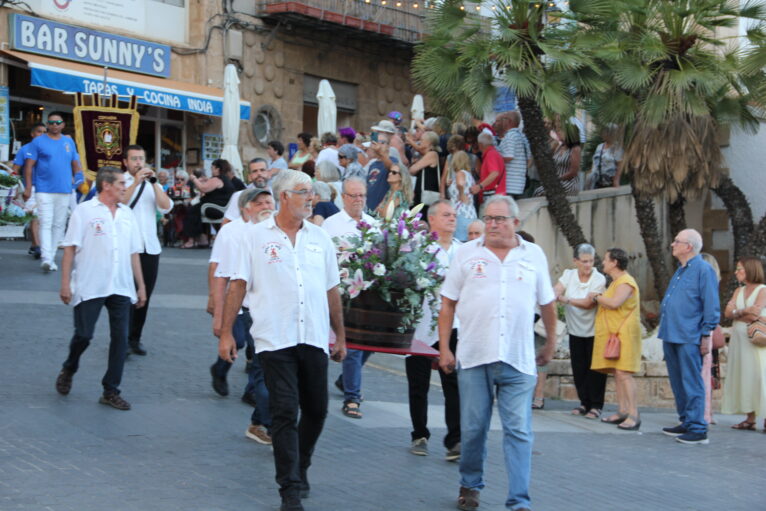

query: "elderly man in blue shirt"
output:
659 228 720 445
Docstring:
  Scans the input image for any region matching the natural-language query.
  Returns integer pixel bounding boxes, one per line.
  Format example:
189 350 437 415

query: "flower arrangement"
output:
335 203 446 332
0 173 33 226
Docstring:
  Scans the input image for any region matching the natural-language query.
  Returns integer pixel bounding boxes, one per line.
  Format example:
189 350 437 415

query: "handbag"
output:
711 324 725 350
748 318 766 348
420 159 441 206
602 306 636 361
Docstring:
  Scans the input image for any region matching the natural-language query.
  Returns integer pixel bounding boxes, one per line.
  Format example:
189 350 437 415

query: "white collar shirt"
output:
440 236 555 375
557 268 606 337
322 209 375 243
316 147 340 171
210 218 252 309
125 173 172 255
61 198 142 306
231 215 341 354
414 237 462 345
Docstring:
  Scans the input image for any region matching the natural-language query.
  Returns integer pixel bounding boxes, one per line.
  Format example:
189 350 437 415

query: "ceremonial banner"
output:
73 93 139 182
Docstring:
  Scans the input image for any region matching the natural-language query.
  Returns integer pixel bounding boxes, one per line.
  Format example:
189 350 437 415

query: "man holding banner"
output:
120 144 172 356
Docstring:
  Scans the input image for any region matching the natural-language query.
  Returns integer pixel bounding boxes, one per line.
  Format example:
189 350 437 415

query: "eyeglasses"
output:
343 193 366 200
338 155 348 160
482 215 513 224
47 120 64 125
671 239 691 246
285 189 315 197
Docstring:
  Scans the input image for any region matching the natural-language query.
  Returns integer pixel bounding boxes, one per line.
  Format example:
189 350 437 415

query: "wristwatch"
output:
592 294 601 304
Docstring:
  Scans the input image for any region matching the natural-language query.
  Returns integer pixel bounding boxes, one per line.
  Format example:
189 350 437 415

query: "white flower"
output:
400 228 410 240
426 244 440 254
408 203 425 218
373 263 386 276
339 268 350 280
362 241 373 252
416 277 430 289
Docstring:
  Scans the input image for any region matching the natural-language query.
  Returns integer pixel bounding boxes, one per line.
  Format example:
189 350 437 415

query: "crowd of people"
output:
7 108 766 511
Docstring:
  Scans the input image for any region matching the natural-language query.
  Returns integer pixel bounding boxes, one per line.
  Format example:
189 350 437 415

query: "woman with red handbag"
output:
589 248 642 431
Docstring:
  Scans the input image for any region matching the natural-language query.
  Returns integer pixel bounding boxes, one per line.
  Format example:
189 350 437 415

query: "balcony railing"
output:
257 0 430 44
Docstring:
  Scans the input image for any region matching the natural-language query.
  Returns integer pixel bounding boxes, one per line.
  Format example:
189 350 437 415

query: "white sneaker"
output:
50 261 58 271
41 261 52 272
410 437 428 456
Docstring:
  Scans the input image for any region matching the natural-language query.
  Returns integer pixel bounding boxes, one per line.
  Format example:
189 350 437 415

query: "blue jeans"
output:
211 312 247 379
458 361 536 510
342 349 372 404
663 341 707 434
62 294 132 394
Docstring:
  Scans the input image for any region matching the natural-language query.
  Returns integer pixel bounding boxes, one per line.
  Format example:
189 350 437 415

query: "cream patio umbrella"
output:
410 94 424 132
220 63 244 179
316 79 337 137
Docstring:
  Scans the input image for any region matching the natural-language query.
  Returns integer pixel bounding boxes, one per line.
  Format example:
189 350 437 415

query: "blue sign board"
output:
493 86 517 113
10 14 171 78
29 65 251 120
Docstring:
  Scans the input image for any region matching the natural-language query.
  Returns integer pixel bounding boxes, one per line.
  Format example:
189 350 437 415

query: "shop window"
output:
161 124 184 171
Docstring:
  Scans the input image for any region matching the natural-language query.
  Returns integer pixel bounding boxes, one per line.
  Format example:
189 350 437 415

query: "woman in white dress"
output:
721 257 766 431
554 243 607 419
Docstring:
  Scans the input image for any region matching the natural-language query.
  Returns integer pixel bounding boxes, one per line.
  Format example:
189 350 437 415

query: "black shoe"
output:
280 495 304 511
241 392 257 407
245 359 253 374
210 365 229 396
55 369 73 395
334 375 344 393
300 470 310 499
128 342 147 356
662 424 688 437
29 246 41 259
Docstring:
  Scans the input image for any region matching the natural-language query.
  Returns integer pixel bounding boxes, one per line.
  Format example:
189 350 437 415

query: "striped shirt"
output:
499 128 530 195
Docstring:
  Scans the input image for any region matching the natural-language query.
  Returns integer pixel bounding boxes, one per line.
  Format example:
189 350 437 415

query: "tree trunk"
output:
750 213 766 259
712 175 754 261
631 181 670 298
667 196 687 239
517 96 588 250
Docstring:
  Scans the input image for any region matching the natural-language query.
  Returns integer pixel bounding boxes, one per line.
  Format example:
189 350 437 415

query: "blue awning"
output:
4 49 251 120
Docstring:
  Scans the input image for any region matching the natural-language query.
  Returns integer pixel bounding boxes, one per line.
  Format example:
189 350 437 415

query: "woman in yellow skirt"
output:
590 248 642 430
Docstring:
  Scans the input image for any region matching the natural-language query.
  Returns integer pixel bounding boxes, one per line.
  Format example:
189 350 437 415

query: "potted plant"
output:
335 204 445 348
0 173 33 238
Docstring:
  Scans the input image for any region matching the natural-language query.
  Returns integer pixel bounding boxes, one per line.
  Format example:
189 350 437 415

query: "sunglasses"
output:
47 120 64 125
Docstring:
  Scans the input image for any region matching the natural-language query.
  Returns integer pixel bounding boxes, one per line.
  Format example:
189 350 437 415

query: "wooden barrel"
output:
344 290 415 348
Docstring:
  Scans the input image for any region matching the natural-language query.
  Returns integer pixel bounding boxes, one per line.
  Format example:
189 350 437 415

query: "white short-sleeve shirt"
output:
210 217 252 309
322 209 375 243
124 173 172 255
231 215 340 354
557 268 606 337
62 198 143 306
414 238 462 345
441 236 555 375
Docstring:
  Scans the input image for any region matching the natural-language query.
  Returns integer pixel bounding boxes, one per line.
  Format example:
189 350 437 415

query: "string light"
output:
381 0 387 4
475 4 480 10
396 1 402 6
459 5 465 10
413 2 418 7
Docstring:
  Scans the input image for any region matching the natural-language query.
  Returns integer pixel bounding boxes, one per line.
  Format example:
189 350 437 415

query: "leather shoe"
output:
241 392 257 407
128 342 147 356
210 365 229 396
55 369 73 395
280 495 304 511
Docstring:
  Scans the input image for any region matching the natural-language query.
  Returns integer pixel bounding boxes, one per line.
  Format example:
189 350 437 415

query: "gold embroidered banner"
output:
73 93 139 183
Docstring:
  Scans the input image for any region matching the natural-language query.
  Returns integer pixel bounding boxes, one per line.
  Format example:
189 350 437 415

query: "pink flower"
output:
344 269 372 299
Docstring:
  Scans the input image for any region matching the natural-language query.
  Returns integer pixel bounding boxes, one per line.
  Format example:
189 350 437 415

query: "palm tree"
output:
570 0 766 296
412 0 602 251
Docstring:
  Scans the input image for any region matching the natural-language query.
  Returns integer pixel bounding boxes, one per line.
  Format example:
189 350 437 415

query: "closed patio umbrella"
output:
316 79 337 137
410 94 424 131
220 63 244 179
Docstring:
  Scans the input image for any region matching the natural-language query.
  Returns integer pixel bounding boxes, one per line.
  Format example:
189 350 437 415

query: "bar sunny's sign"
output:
9 14 171 78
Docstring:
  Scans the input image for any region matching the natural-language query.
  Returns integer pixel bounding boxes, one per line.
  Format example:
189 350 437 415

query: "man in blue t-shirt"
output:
365 132 397 212
22 112 82 272
12 123 47 259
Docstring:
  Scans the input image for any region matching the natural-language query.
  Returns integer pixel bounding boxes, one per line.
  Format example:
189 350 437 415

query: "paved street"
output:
0 239 763 511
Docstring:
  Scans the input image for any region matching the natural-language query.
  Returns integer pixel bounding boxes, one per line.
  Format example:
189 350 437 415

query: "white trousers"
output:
36 192 70 264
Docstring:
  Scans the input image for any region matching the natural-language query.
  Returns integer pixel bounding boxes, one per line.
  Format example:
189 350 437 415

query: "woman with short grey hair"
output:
310 180 339 226
315 160 343 208
554 243 608 419
338 144 366 180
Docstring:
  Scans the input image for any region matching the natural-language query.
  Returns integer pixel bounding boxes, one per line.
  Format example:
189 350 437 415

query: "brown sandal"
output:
342 402 362 419
457 486 479 511
731 420 756 431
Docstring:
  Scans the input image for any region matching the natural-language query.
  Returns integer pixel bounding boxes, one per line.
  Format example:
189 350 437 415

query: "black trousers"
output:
259 344 328 498
405 329 460 449
62 294 131 394
129 252 159 346
569 334 607 410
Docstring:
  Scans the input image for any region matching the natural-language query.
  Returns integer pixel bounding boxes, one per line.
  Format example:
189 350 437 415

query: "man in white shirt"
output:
55 167 147 411
222 158 270 225
407 200 462 460
121 145 172 356
315 132 340 172
209 188 276 446
218 169 346 511
438 195 557 511
323 177 375 419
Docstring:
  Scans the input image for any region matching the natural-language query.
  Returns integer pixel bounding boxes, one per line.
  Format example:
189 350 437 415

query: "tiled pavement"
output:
0 240 764 511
